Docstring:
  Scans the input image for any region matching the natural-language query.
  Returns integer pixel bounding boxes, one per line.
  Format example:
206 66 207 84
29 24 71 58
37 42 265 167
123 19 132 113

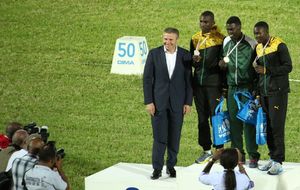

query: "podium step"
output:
85 162 181 190
85 161 300 190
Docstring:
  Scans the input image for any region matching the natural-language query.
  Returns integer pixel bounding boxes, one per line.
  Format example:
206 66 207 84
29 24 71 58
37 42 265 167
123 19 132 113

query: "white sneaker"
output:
267 162 283 175
258 159 273 171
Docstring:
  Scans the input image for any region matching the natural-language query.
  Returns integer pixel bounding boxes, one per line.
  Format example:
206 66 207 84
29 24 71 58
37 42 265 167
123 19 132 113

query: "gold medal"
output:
223 56 230 63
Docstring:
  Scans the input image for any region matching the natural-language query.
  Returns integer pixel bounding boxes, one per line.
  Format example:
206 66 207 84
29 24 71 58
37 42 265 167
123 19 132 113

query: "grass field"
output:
1 0 299 189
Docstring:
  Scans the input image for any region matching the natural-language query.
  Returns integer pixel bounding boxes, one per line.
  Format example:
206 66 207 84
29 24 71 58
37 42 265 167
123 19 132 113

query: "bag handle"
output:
233 91 253 110
214 96 225 114
234 91 253 99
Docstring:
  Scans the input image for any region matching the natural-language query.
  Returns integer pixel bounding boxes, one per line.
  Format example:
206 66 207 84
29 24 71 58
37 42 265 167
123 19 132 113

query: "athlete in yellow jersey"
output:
190 11 225 163
253 21 292 175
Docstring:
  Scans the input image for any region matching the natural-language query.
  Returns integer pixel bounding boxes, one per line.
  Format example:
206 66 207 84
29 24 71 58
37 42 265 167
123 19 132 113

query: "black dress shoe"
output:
151 169 162 180
166 167 176 178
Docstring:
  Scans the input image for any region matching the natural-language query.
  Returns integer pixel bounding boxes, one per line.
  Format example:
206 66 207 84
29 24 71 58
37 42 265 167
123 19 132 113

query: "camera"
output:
47 141 66 160
23 122 39 134
23 122 50 143
40 126 50 143
56 148 66 159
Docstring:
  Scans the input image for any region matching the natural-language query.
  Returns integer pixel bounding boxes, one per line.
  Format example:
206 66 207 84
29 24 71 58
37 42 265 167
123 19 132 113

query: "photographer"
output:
6 133 40 172
24 141 70 190
199 148 254 190
0 129 28 172
11 137 44 190
0 122 22 150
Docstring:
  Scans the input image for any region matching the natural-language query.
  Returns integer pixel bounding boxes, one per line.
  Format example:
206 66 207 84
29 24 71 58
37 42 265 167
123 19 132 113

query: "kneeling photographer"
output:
24 141 70 190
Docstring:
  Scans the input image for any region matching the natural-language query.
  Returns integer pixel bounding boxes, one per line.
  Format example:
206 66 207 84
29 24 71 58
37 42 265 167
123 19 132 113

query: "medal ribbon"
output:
253 37 271 65
196 34 209 50
226 35 244 57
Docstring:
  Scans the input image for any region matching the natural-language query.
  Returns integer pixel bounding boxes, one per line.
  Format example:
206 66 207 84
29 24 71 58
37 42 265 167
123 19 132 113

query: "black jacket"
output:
255 37 292 96
190 29 225 87
143 46 193 112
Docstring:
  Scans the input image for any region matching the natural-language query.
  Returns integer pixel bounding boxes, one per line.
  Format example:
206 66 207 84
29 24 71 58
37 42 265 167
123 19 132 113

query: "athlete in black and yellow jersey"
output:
190 11 225 163
253 21 292 175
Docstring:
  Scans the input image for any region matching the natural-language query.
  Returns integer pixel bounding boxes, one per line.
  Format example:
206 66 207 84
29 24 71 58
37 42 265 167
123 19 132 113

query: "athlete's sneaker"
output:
195 152 212 164
258 159 273 171
249 159 258 168
267 162 283 175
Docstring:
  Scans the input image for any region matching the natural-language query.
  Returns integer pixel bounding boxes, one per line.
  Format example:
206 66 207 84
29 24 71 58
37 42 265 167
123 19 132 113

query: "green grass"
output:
1 0 299 189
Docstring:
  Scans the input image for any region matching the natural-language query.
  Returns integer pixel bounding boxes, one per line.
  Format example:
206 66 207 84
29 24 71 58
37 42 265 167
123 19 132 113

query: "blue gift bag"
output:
212 97 231 145
234 91 258 125
256 107 267 145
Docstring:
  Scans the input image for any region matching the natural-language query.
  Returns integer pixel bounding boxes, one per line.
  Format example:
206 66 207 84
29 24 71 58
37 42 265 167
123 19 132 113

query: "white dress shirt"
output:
164 46 177 79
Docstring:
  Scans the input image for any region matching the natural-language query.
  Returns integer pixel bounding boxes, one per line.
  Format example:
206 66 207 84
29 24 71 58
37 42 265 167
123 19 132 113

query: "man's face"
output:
200 16 214 33
163 32 178 52
226 23 241 40
254 27 268 44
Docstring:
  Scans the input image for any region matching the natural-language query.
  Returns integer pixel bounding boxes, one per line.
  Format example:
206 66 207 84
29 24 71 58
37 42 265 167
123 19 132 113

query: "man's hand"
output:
254 65 266 74
222 88 228 98
146 103 155 116
55 156 63 171
192 55 201 63
183 105 191 115
218 59 227 69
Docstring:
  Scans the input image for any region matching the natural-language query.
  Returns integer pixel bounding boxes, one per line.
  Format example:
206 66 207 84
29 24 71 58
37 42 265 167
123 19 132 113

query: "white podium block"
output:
85 162 300 190
85 163 179 190
111 36 148 75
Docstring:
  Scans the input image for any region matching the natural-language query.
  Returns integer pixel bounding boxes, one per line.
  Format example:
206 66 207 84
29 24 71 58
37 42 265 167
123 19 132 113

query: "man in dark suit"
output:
143 27 193 180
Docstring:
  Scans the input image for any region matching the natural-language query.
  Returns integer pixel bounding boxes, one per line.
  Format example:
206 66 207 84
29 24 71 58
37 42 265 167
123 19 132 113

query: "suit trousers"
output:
194 85 223 150
261 93 288 163
151 102 183 170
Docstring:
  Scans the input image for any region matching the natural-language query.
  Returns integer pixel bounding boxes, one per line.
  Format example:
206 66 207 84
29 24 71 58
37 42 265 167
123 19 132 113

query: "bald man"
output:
12 137 44 190
5 133 40 172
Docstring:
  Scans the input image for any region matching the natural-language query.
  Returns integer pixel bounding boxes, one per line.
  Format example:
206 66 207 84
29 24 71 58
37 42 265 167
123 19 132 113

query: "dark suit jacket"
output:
143 46 193 112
